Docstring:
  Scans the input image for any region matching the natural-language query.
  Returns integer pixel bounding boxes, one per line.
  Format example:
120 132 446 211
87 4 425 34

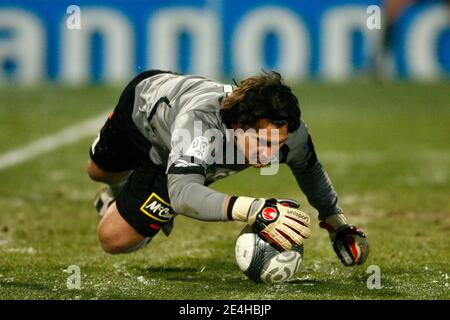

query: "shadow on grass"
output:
137 258 405 299
145 266 199 274
0 280 101 299
0 281 50 292
288 277 405 299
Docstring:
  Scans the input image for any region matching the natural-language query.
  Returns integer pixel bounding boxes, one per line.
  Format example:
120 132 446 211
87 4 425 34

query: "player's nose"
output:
258 147 273 164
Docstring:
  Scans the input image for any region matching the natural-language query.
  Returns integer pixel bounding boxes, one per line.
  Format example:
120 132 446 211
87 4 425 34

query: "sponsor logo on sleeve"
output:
168 156 205 175
174 159 201 168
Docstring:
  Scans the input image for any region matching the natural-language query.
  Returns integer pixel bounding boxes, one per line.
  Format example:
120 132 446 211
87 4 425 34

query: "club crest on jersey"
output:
261 207 278 222
140 193 175 223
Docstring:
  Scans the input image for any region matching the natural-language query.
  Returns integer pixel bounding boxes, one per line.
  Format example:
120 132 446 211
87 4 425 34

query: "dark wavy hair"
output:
220 71 301 132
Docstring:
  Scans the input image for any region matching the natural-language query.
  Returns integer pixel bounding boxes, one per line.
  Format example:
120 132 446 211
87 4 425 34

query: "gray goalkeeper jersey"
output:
131 73 342 221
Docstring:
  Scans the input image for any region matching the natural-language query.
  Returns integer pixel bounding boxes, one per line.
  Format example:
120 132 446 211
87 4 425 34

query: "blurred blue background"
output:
0 0 448 84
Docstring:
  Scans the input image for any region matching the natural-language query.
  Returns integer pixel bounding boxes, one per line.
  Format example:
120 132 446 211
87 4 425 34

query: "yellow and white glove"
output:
319 214 370 266
228 197 311 251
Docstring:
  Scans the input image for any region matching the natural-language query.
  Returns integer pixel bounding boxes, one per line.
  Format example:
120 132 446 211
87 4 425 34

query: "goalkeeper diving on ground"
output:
86 70 370 266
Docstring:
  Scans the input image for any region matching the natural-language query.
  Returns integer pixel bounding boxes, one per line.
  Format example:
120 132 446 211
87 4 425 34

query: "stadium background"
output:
0 0 448 299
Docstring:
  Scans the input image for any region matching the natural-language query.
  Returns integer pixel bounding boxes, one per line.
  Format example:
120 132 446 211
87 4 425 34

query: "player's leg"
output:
87 159 130 185
87 69 172 197
87 69 175 253
97 202 150 254
87 111 143 213
87 157 130 216
96 163 176 254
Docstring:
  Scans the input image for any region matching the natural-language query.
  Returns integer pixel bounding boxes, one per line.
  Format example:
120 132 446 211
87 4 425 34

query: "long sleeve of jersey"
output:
166 111 229 221
285 122 343 220
167 173 228 221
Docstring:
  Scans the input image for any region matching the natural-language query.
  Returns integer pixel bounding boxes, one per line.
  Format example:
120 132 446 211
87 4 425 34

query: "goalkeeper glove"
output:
319 214 370 266
228 196 311 251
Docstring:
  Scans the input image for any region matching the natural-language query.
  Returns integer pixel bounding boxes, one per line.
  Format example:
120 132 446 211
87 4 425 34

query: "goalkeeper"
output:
87 70 369 266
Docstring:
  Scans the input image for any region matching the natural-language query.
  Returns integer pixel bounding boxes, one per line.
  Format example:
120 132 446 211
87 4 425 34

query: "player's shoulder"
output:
173 108 226 137
179 76 234 110
147 72 232 93
282 118 310 158
173 75 234 127
287 119 309 144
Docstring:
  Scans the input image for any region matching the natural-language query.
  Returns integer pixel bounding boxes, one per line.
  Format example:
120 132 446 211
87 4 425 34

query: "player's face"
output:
234 119 288 168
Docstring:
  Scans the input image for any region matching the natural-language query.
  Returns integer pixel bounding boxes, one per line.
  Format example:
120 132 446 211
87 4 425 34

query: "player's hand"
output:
229 196 310 250
319 214 370 266
273 198 300 209
249 198 311 251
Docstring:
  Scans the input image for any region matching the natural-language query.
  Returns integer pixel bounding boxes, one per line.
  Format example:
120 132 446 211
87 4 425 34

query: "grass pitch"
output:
0 82 448 300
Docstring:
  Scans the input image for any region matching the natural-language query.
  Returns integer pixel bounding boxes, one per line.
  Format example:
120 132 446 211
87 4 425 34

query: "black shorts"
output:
90 70 176 238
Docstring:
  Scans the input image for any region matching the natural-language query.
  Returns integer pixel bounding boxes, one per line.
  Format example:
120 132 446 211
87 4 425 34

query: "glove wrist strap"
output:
229 196 264 223
320 213 349 232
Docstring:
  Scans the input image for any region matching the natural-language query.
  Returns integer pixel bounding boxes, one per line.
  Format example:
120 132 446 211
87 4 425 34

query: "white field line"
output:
320 151 386 164
1 113 447 172
0 112 109 171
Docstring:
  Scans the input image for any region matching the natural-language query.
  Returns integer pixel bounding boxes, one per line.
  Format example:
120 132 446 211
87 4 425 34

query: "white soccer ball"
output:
235 225 304 283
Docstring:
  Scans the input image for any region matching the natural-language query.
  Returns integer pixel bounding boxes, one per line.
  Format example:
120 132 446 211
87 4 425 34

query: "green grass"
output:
0 82 449 300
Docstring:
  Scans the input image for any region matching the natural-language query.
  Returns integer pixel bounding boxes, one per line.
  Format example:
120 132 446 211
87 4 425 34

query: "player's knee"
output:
97 214 146 254
99 242 122 254
87 160 130 184
97 225 128 254
86 160 117 183
100 242 125 255
97 216 127 254
87 160 106 182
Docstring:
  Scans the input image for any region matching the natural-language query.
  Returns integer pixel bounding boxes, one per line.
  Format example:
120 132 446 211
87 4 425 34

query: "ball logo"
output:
261 207 278 221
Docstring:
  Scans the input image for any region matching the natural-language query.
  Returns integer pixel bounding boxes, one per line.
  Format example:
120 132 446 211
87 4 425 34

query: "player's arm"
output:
168 169 311 251
166 111 230 222
286 132 343 219
286 123 369 265
167 112 311 250
167 164 229 221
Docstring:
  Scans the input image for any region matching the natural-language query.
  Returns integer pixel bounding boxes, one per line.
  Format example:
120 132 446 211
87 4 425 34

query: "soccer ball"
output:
235 225 304 283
